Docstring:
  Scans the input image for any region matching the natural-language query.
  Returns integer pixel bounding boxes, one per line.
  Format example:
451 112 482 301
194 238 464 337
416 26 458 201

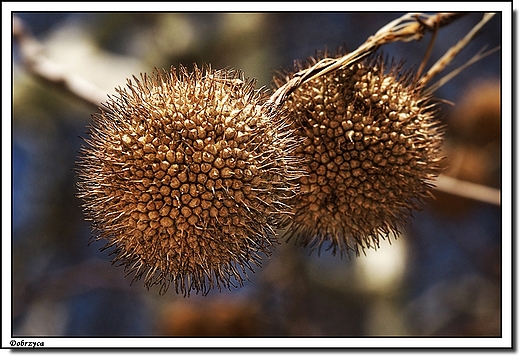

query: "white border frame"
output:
3 2 513 349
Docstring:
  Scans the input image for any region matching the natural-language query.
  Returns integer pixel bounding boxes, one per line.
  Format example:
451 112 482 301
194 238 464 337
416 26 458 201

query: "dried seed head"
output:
273 53 444 255
76 64 300 295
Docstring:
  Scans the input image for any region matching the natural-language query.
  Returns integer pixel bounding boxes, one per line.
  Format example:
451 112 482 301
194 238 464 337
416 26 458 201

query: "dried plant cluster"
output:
74 13 495 295
77 65 301 295
273 54 444 255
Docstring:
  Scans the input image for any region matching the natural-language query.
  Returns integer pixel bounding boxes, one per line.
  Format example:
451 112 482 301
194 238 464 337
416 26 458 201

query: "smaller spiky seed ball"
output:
273 54 444 255
76 65 300 295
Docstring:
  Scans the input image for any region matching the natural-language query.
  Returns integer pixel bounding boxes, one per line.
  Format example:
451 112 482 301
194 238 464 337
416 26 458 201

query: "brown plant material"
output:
158 298 260 336
76 64 301 295
70 12 498 295
449 80 501 146
274 53 444 255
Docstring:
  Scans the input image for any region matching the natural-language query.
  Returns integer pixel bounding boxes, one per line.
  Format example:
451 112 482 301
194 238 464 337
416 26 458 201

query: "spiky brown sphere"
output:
273 54 444 255
76 64 300 295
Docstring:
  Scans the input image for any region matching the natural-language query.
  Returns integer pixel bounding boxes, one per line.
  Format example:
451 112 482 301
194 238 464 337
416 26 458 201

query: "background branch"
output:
13 15 108 110
435 174 500 206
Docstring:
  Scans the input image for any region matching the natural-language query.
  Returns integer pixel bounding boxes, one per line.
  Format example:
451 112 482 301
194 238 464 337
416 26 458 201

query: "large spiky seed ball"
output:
76 64 300 295
273 54 444 255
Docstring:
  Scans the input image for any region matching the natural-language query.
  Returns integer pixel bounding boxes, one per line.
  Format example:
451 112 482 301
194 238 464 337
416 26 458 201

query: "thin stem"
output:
425 46 500 94
415 19 439 82
434 174 500 206
418 13 496 87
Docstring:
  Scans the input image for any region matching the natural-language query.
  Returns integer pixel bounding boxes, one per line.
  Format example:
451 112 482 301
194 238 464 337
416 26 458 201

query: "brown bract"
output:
274 54 445 256
76 64 301 295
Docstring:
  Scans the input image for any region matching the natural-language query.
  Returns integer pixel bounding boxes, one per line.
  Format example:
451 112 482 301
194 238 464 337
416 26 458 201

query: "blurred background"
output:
11 12 502 338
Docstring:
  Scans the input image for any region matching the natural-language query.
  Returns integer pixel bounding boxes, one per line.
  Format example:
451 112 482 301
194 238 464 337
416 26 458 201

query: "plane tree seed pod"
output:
76 64 301 296
273 54 444 256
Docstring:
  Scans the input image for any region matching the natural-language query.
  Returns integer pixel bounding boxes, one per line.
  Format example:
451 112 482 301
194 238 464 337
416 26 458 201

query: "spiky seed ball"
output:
76 64 300 295
273 54 444 256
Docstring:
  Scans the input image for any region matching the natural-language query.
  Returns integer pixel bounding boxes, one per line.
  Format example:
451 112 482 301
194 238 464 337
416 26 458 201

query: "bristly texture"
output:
76 64 301 296
273 53 445 256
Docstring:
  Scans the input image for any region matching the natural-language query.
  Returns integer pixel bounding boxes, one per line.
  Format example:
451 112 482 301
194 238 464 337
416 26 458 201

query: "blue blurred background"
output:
11 12 502 338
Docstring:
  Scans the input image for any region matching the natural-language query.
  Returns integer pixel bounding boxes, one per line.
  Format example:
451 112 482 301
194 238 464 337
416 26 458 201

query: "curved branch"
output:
268 12 470 106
